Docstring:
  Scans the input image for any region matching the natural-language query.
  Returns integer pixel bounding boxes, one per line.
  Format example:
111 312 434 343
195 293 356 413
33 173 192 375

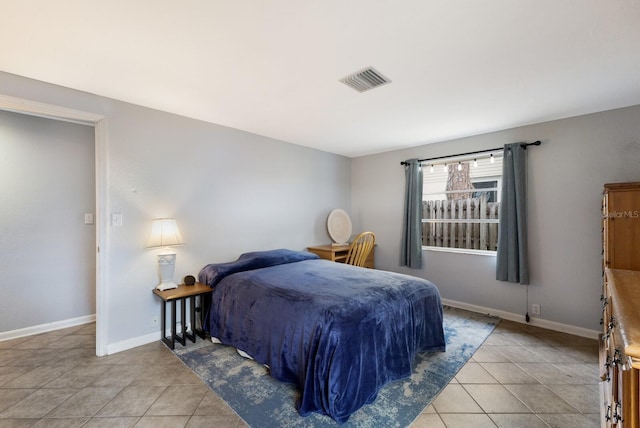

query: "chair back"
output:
345 232 376 267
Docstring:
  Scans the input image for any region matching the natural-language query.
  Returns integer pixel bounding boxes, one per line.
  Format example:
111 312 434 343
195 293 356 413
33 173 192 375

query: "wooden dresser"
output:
600 182 640 427
307 244 375 269
603 183 640 272
601 269 640 427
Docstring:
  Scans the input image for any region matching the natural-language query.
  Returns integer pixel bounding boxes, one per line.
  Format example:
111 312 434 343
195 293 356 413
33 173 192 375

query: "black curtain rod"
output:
400 140 541 166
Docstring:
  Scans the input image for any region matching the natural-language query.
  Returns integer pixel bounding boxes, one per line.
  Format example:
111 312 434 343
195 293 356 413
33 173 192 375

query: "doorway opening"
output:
0 93 108 356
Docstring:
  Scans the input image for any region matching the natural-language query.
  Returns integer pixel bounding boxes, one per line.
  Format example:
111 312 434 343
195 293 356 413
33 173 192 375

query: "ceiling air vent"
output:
340 67 391 93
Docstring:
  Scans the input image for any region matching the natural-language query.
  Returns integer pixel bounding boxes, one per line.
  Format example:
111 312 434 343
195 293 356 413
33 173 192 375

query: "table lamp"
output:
147 218 185 291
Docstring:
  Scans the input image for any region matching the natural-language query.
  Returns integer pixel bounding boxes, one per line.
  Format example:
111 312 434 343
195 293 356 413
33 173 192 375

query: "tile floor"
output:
0 318 600 427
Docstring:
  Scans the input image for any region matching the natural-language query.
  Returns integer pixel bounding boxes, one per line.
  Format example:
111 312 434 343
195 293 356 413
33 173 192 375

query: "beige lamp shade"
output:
147 218 185 248
148 218 184 291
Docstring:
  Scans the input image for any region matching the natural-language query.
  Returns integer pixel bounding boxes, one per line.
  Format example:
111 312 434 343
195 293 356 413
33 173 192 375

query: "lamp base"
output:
156 252 178 291
156 281 178 291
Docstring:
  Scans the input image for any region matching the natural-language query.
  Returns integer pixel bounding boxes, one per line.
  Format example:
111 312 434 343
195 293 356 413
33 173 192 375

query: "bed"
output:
198 249 445 424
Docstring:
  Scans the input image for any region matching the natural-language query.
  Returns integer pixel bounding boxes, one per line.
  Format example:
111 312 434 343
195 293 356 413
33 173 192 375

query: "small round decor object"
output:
184 275 196 286
327 209 352 244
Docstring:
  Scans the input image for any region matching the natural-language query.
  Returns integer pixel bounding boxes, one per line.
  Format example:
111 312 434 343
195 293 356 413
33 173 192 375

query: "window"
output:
471 179 499 203
422 155 503 254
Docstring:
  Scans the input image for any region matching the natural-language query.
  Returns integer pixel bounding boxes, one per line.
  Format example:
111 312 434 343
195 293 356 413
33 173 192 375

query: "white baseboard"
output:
107 331 160 355
441 298 600 340
5 302 596 353
0 315 196 357
106 322 191 355
111 301 600 355
0 314 96 342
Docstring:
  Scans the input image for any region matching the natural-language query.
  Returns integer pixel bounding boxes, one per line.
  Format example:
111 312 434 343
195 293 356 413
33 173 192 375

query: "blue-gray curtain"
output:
496 143 529 284
401 159 423 269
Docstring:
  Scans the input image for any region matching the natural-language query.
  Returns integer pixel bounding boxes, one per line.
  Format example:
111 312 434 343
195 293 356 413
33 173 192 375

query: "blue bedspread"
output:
198 249 445 423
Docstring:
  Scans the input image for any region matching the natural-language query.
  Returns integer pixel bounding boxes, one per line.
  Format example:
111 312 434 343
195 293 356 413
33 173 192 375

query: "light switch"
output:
84 213 94 225
111 213 123 227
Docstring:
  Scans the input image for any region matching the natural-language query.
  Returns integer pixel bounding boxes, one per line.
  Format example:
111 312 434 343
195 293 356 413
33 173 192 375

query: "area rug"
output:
174 306 498 428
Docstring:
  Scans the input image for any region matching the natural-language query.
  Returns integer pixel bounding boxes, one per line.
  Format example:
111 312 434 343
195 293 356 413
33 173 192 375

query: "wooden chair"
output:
345 232 376 267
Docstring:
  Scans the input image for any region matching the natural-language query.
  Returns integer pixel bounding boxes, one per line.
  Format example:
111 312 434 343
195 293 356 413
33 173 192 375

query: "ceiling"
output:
1 1 640 158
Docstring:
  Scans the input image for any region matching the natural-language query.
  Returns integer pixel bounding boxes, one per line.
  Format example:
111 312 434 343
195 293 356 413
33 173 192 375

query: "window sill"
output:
422 246 497 257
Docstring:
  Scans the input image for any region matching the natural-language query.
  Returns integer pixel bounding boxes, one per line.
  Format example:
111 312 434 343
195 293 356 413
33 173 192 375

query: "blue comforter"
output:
198 249 445 423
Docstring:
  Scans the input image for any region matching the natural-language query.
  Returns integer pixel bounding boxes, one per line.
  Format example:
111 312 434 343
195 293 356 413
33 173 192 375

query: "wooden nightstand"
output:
307 244 375 269
152 282 212 350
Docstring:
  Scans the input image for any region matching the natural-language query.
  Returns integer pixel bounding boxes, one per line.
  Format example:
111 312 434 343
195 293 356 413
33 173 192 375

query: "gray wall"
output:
0 110 95 331
4 66 638 342
0 71 351 346
351 105 640 331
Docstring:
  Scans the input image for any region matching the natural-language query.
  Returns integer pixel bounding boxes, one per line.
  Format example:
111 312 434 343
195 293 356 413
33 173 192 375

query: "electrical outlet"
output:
151 317 159 327
531 304 541 315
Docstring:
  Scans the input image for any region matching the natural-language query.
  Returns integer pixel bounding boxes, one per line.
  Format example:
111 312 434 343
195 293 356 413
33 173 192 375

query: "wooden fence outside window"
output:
422 195 500 251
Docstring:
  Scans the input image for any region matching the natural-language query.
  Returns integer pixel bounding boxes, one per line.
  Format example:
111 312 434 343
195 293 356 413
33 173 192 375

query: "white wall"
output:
0 110 95 331
0 71 351 348
351 105 640 332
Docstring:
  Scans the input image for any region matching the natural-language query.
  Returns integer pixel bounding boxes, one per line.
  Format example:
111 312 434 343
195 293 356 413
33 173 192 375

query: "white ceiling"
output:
1 1 639 157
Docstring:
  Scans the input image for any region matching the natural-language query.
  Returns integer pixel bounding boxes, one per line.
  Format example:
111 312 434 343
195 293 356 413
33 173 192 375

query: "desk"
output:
152 283 211 350
307 244 375 269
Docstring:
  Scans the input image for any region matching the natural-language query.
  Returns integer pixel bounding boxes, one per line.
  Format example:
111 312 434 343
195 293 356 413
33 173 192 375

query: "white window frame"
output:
421 159 502 256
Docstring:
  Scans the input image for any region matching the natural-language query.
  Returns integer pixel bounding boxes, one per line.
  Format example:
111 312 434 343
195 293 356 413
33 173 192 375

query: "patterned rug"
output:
174 307 498 427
